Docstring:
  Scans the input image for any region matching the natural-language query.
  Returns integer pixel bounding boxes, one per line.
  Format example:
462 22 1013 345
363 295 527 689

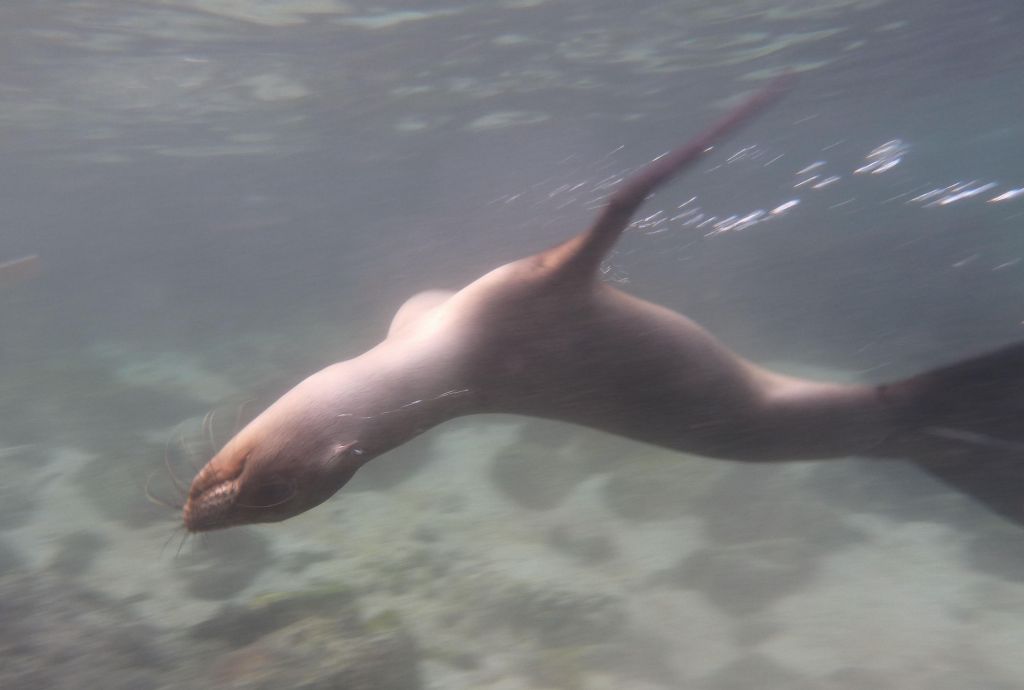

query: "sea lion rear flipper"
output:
878 342 1024 523
881 341 1024 450
542 76 792 282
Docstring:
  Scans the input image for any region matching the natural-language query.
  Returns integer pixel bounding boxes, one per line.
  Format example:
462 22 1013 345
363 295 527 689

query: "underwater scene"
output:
3 0 1024 688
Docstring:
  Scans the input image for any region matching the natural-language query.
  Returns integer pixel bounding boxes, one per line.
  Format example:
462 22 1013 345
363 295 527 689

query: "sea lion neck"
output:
289 338 480 454
183 336 479 531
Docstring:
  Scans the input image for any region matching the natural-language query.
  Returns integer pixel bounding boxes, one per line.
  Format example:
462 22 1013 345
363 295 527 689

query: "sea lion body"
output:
183 79 1024 532
183 243 883 531
429 258 884 460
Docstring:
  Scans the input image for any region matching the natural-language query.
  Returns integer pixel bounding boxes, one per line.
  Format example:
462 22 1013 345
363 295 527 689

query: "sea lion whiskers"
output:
158 524 190 558
200 403 249 456
158 419 207 479
159 399 264 522
175 527 197 558
201 408 218 456
138 422 196 515
144 469 184 512
143 467 206 559
162 425 191 497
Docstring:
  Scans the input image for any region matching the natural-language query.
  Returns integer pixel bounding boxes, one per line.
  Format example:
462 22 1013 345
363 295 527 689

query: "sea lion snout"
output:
182 474 240 532
183 430 368 532
182 446 247 532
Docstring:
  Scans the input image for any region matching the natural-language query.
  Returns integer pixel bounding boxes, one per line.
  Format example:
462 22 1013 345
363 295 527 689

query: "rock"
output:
701 653 816 690
280 550 333 574
346 433 437 491
174 528 271 600
567 427 653 476
0 444 45 531
0 468 38 530
0 539 24 576
547 521 616 564
75 436 172 528
207 616 421 690
530 644 606 689
965 522 1024 582
653 540 818 616
639 464 864 616
695 464 864 548
9 358 199 452
362 545 450 596
602 451 728 522
503 582 627 646
412 523 441 543
0 571 170 690
825 667 893 690
50 530 107 577
489 434 590 510
452 561 628 650
802 459 936 518
190 585 363 648
188 588 422 688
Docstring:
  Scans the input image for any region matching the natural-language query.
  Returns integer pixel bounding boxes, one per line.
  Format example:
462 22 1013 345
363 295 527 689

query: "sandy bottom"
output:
4 349 1024 690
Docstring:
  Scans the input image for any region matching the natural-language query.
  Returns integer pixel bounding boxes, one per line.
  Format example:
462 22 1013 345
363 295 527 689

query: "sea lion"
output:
183 79 1024 532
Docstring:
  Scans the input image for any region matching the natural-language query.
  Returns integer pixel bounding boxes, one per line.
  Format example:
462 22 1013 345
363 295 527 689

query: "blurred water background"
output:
2 1 1024 688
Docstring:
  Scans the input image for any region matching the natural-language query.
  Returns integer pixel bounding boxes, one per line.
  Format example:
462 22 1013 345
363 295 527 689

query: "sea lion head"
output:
182 410 369 532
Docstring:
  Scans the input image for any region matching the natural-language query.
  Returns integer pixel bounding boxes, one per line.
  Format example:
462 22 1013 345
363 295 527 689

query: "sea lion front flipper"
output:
541 75 792 283
388 289 456 338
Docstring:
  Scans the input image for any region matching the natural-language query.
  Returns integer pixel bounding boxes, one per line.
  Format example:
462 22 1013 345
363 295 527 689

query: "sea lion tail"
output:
543 75 793 282
877 341 1024 455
